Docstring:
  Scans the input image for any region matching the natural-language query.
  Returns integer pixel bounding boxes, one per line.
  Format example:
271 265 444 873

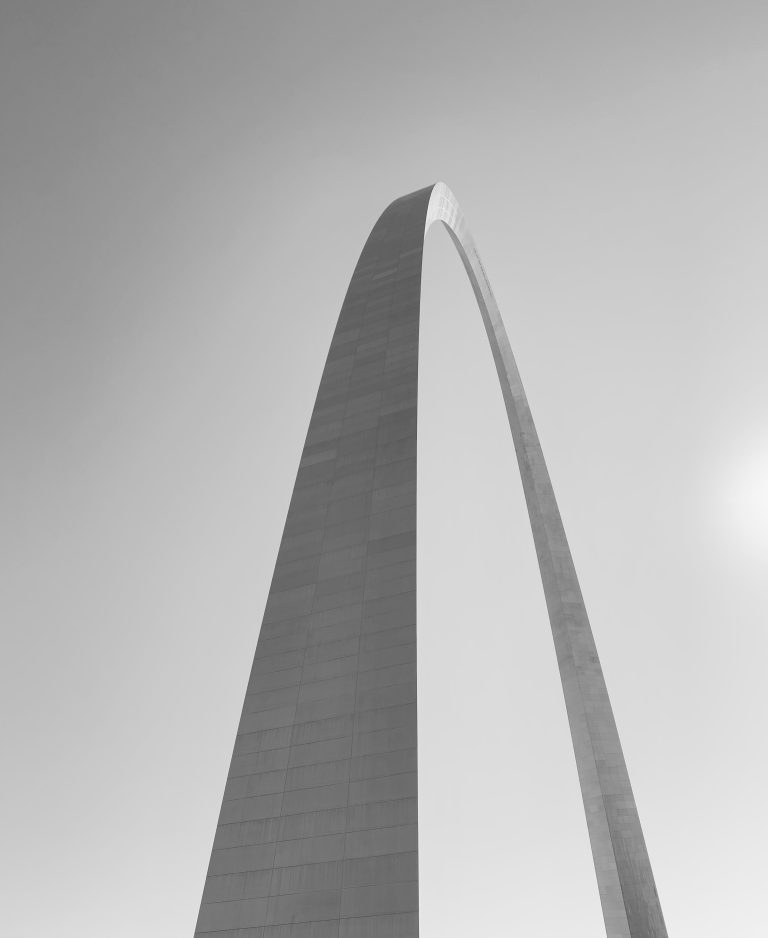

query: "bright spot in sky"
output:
718 440 768 560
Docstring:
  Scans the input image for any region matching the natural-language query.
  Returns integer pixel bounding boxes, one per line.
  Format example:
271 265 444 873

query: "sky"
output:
1 2 767 935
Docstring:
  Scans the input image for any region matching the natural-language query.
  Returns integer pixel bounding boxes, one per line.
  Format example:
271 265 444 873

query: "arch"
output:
194 183 667 938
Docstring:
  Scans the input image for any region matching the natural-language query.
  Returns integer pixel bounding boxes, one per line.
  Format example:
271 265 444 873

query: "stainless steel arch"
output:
194 183 667 938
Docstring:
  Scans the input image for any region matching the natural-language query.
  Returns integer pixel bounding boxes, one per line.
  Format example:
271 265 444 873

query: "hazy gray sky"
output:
2 2 767 935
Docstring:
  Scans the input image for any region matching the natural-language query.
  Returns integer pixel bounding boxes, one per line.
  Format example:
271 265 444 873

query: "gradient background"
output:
2 2 767 936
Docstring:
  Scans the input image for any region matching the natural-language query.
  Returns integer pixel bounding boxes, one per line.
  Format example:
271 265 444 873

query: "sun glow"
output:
718 440 768 560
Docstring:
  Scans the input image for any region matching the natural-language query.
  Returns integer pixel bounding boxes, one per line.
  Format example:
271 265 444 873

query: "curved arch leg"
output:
194 183 667 938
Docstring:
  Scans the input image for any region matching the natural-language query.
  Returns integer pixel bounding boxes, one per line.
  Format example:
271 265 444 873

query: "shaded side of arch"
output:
193 183 667 938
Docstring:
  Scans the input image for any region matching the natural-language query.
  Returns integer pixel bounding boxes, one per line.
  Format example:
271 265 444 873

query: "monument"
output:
194 183 668 937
